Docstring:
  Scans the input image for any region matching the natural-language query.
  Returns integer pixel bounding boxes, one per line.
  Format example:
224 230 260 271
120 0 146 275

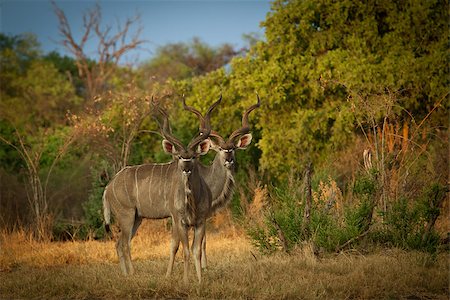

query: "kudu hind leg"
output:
116 210 136 275
131 213 142 239
201 234 207 269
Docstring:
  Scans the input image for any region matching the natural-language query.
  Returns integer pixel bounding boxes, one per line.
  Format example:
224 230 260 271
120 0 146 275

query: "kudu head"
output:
183 94 260 170
155 97 222 176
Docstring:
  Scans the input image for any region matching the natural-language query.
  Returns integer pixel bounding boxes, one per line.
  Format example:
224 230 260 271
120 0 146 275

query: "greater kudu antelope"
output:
102 97 221 283
183 94 260 268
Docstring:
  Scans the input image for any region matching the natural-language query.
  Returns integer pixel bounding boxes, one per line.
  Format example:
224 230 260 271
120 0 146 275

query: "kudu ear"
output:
236 133 253 149
196 139 211 156
162 139 177 154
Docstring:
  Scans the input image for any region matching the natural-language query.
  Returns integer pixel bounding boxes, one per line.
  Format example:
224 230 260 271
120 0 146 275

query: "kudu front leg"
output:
166 223 180 278
201 234 207 269
192 222 206 283
177 222 190 284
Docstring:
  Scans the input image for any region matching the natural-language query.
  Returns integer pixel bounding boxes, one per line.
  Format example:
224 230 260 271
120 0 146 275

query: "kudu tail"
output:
102 190 112 234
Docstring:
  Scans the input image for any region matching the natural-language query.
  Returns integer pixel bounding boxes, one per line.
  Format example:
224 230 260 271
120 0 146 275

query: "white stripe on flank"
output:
167 164 174 210
112 177 119 204
159 166 163 196
135 165 142 214
164 164 171 203
111 166 128 204
124 169 131 207
149 165 155 206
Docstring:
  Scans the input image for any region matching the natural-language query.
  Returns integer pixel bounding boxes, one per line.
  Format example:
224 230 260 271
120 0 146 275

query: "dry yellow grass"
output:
1 220 449 299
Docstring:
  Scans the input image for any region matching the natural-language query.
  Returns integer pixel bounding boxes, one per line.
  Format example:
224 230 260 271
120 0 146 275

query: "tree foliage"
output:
139 38 237 84
174 0 447 178
0 33 82 238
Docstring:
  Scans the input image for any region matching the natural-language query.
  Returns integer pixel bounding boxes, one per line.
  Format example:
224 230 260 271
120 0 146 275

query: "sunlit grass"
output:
1 220 448 299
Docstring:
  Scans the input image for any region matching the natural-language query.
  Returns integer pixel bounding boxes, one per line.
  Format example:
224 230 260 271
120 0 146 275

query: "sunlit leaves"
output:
177 0 447 178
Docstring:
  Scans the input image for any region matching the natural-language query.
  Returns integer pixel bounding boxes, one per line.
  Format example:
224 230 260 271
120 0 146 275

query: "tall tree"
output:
52 1 145 100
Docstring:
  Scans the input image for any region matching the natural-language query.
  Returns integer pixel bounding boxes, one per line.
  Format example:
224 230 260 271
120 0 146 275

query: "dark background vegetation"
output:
0 0 448 254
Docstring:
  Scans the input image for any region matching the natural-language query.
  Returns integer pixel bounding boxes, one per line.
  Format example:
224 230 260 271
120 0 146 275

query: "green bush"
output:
53 160 111 241
247 225 280 254
81 181 107 239
381 184 445 253
246 176 376 253
246 180 305 254
80 160 112 240
246 172 446 254
309 198 375 252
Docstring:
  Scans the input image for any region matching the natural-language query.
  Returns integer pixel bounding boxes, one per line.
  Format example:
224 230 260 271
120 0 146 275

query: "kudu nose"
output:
180 157 194 176
224 159 234 168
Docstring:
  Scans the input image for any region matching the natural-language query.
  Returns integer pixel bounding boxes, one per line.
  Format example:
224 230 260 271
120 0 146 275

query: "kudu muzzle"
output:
222 148 235 169
180 157 194 176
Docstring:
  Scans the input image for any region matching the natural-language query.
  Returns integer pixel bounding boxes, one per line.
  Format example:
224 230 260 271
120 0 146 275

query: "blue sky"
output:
1 0 271 63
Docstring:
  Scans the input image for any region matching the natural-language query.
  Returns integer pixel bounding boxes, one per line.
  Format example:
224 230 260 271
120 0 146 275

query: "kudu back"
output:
103 97 221 283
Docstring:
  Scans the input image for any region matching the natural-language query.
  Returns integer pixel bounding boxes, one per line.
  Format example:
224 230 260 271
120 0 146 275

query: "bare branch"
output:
52 1 145 100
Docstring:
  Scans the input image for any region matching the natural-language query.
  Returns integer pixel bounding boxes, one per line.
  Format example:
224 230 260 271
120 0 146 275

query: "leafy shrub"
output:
247 224 280 254
52 160 111 241
80 179 107 239
80 160 112 239
380 183 446 253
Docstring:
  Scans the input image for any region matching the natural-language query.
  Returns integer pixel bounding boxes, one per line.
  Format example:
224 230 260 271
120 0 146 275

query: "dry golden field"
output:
1 220 448 300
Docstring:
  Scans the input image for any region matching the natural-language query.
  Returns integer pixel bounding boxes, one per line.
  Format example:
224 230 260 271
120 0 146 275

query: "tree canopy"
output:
174 0 448 177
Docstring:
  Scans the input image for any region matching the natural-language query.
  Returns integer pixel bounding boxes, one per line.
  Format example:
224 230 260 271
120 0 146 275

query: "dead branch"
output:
52 1 145 100
335 229 371 252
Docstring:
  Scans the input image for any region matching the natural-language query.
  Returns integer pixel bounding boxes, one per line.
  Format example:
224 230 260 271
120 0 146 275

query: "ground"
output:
0 220 448 299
